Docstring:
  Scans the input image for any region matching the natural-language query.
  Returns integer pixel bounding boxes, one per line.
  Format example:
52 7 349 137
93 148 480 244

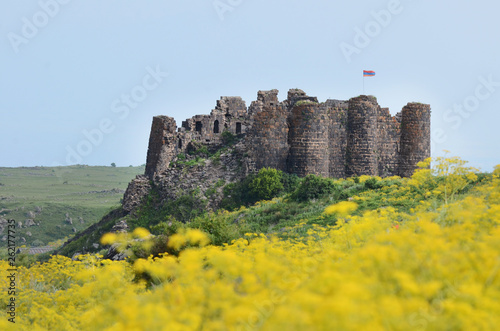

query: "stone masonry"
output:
145 89 431 180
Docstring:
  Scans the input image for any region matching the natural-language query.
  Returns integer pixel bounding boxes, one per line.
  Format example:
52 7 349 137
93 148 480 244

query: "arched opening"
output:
236 122 242 134
213 120 220 134
178 139 182 149
195 121 202 132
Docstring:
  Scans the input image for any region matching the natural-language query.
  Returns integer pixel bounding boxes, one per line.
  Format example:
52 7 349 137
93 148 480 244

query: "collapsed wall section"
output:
376 107 400 177
177 96 248 153
215 96 248 135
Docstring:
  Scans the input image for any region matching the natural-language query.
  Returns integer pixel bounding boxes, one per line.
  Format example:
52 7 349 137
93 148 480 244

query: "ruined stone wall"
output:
245 90 289 171
346 96 379 177
287 101 329 177
398 103 431 177
327 100 348 178
145 116 178 179
215 96 248 135
376 107 400 177
175 96 249 155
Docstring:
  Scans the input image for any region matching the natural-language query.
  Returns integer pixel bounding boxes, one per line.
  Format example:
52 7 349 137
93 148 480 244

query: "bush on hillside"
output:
281 172 300 193
249 167 284 201
291 174 337 202
221 168 299 211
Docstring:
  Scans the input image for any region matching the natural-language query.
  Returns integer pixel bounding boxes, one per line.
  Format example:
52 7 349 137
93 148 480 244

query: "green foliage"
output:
150 218 180 236
222 130 237 145
220 175 256 211
220 168 291 211
173 156 206 168
131 189 207 230
190 145 209 156
31 239 45 247
281 172 300 193
364 177 382 190
56 209 124 257
15 253 38 268
249 168 284 201
189 214 248 245
291 174 337 202
151 213 249 247
210 148 230 166
295 99 318 106
111 163 116 167
204 179 226 199
0 165 143 248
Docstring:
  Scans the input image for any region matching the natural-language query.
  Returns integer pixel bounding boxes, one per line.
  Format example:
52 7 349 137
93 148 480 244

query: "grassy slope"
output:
51 158 493 259
0 165 143 247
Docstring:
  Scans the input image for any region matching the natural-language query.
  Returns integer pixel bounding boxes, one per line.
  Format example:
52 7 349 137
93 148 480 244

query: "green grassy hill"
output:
3 158 498 330
55 157 494 261
0 165 144 248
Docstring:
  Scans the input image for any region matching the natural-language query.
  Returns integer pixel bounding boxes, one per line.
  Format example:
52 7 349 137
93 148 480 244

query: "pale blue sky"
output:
1 0 499 171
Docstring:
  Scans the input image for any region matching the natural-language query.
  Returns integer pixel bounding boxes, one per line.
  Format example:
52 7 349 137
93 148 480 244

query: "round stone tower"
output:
287 101 329 177
346 96 379 177
398 102 431 177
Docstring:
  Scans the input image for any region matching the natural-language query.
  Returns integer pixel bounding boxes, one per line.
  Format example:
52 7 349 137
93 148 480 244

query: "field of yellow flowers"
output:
1 158 499 330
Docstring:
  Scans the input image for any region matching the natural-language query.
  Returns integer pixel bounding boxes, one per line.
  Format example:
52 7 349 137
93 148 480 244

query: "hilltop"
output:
55 89 432 258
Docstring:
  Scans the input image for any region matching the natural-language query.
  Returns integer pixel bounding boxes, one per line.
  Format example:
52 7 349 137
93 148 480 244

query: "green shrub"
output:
281 173 300 193
292 174 337 202
31 239 45 247
220 168 291 211
364 177 382 190
249 168 284 201
131 189 207 230
151 214 248 247
163 193 206 223
220 176 256 211
188 214 248 246
193 146 209 156
150 218 183 236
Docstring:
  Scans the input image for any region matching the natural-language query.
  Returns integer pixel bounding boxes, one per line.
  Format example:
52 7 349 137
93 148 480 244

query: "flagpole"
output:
363 75 365 95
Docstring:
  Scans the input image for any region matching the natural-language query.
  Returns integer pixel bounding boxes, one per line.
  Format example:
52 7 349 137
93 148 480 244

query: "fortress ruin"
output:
145 89 430 179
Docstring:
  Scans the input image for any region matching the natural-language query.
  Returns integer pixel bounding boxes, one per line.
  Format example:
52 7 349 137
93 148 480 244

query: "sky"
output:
1 0 499 171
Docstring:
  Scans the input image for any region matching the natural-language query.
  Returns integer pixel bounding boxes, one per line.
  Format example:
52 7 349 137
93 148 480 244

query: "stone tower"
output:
345 96 379 177
398 103 431 177
287 100 329 177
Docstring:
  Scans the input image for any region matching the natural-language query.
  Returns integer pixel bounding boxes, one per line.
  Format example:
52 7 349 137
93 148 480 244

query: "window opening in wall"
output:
195 121 202 132
236 122 242 134
213 120 219 133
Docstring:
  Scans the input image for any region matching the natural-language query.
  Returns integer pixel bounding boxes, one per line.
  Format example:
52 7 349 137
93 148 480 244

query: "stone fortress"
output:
145 89 430 180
